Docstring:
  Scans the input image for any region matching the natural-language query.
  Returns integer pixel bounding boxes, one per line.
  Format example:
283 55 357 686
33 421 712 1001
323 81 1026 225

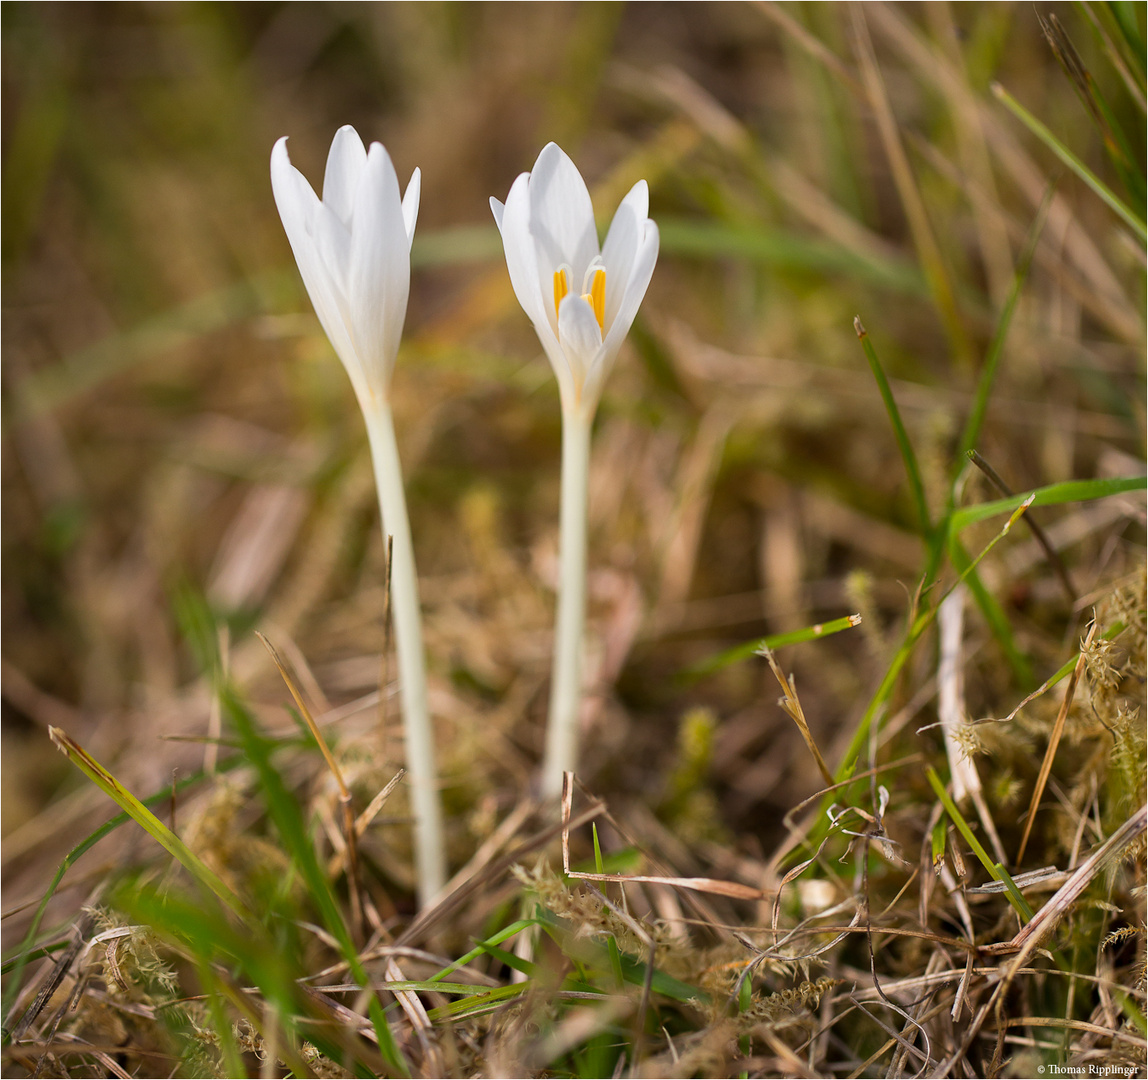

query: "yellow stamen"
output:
583 267 606 332
553 268 570 320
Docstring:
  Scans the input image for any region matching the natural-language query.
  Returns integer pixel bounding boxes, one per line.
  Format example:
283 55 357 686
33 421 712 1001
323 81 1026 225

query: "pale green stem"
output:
362 395 445 906
541 409 592 799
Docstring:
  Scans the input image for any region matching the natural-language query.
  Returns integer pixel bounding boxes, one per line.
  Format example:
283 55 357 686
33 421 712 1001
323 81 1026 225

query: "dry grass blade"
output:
3 7 1142 1077
761 648 834 787
967 450 1076 602
770 839 830 936
1015 621 1096 864
354 769 406 839
997 803 1147 965
6 909 97 1041
937 588 979 804
384 957 441 1076
849 5 970 368
394 801 605 947
560 774 768 900
19 1035 151 1079
256 631 347 797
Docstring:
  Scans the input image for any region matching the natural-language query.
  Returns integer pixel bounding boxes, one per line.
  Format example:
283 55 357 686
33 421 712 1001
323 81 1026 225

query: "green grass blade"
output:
533 908 708 1004
197 962 248 1079
1 942 69 976
957 192 1052 466
1118 990 1148 1035
1009 619 1128 715
855 317 931 534
738 975 752 1079
220 685 409 1077
948 536 1034 686
593 824 625 990
931 819 947 868
1039 11 1145 203
926 768 1034 922
1091 91 1146 204
992 82 1147 242
657 217 927 295
425 982 529 1022
834 497 1035 782
411 224 503 268
683 613 863 680
473 939 540 979
116 884 319 1076
1105 1 1147 73
47 727 247 918
614 950 707 1004
1 761 242 1033
14 275 286 420
427 919 538 984
950 475 1146 532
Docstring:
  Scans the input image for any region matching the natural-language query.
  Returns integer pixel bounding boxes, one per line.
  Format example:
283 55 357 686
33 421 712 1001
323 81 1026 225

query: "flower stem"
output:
363 396 445 906
542 411 592 799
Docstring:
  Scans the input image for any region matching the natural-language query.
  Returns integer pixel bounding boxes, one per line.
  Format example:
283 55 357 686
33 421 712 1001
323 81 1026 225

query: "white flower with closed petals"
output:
271 127 445 905
271 125 420 407
490 142 659 418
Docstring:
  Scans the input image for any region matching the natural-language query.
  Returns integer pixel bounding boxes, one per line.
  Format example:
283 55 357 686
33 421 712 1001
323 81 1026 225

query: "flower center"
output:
553 262 606 333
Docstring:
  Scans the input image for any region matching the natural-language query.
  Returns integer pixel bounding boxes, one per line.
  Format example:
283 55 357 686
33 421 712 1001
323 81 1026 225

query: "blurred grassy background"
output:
2 0 1144 926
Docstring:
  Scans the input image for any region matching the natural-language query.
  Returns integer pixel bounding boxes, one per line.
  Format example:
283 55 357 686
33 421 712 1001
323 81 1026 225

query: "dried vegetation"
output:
2 3 1145 1077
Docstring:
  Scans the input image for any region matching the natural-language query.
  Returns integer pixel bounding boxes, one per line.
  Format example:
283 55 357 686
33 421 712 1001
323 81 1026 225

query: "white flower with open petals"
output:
271 125 420 407
491 144 658 798
490 142 659 419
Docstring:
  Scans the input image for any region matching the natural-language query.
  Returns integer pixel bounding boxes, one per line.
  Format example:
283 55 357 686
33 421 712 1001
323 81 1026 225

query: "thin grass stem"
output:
926 767 1034 922
957 191 1053 466
854 317 931 535
992 82 1147 242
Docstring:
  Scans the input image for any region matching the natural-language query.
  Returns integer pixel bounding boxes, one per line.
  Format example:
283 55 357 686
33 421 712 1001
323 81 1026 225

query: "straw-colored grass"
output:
2 4 1144 1077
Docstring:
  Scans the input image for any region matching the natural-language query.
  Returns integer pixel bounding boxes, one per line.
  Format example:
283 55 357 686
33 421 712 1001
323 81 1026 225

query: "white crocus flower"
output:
490 142 659 423
491 144 658 798
271 126 420 407
271 127 444 907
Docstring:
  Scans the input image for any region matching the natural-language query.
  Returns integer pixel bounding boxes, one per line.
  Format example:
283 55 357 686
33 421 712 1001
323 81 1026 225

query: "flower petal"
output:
348 142 410 392
600 179 648 330
600 219 658 361
527 143 599 285
312 201 352 295
493 172 555 344
271 137 318 251
402 168 421 250
322 125 367 229
272 137 366 399
558 293 603 388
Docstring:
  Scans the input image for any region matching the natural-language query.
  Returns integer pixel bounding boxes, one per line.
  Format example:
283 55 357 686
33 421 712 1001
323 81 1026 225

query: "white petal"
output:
600 180 648 330
402 168 421 250
322 125 367 229
489 196 505 230
272 138 365 398
271 137 318 251
312 201 352 295
600 219 658 361
348 142 410 391
557 293 603 389
527 143 599 285
495 171 555 343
